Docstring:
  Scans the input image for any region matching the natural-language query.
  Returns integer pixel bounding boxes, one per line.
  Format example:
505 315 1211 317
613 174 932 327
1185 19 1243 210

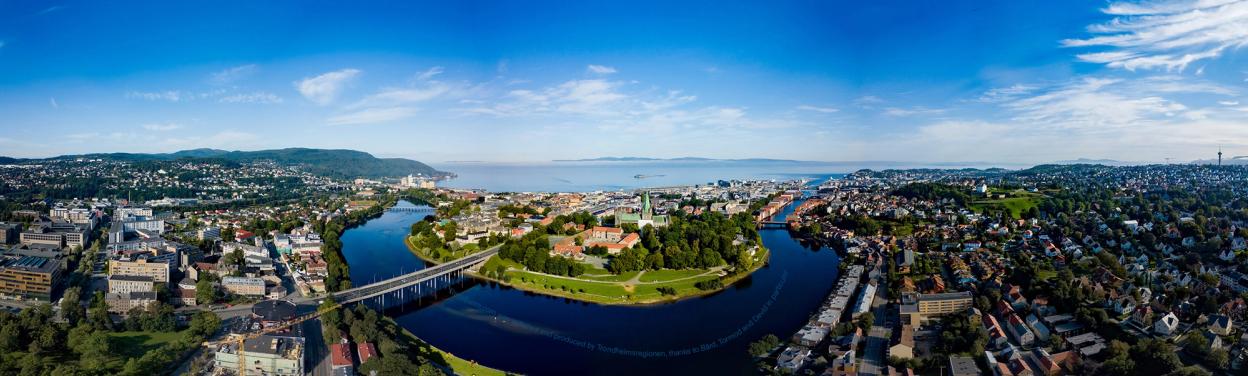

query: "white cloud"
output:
796 105 839 113
209 64 257 85
1220 100 1241 105
883 106 946 117
350 85 451 109
141 123 183 131
416 66 444 81
1062 0 1248 70
1005 77 1192 127
326 107 417 126
126 90 184 102
295 68 360 105
220 92 283 104
587 65 617 74
49 98 58 108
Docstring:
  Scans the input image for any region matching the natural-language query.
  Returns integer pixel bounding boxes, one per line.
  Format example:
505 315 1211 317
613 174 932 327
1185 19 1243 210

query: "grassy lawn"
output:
487 247 770 305
638 268 708 282
109 330 187 359
1035 270 1058 281
970 190 1041 219
579 270 639 282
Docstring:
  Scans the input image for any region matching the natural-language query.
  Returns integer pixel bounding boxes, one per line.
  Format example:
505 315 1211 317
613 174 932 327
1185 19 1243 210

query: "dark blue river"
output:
340 197 841 375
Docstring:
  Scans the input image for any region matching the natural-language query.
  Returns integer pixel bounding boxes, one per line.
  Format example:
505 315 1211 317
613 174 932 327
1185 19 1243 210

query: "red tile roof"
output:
356 342 378 364
331 343 354 366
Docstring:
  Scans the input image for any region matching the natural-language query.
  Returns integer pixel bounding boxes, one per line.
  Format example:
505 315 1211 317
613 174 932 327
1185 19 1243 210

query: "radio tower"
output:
1218 146 1223 167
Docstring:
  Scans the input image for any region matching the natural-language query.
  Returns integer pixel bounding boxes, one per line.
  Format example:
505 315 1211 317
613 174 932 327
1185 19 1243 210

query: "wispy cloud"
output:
796 105 839 113
1062 0 1248 70
142 123 183 131
126 90 185 102
883 106 945 117
326 107 417 126
587 65 617 74
49 98 58 108
36 6 66 15
416 66 444 81
295 68 360 105
209 64 257 85
220 91 283 104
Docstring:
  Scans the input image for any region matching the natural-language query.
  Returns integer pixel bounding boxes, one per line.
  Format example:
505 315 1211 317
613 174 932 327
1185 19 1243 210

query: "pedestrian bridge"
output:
296 246 498 306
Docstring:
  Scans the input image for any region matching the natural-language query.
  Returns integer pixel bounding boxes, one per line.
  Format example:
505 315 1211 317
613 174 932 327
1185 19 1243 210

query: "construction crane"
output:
203 300 342 376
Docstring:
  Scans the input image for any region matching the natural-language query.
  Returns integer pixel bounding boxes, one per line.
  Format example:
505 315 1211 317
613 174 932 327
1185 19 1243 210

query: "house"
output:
1007 314 1035 347
1154 312 1179 337
777 346 812 372
948 356 983 376
1209 314 1233 336
330 343 355 375
890 327 915 359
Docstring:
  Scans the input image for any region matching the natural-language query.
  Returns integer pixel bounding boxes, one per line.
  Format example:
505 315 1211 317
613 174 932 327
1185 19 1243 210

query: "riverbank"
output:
383 316 508 376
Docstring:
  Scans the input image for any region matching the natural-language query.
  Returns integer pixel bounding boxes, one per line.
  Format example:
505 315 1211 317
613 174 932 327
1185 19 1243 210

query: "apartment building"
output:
110 256 172 283
108 274 155 294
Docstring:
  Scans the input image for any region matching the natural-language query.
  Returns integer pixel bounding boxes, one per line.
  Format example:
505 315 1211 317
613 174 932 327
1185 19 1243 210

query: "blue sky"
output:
1 0 1247 163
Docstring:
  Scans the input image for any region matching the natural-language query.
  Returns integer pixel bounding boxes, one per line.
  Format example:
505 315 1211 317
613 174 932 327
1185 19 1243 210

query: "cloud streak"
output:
295 68 360 105
1062 0 1248 70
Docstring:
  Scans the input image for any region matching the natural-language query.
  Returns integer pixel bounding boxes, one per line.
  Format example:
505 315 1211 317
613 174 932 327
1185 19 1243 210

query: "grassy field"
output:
970 189 1042 219
638 268 707 282
478 245 770 305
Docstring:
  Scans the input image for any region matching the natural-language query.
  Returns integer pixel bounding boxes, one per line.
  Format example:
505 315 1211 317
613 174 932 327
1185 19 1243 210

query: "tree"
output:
75 331 112 361
60 286 84 326
1207 348 1229 370
187 311 222 339
1182 332 1210 358
748 334 780 357
1132 338 1182 376
196 276 219 304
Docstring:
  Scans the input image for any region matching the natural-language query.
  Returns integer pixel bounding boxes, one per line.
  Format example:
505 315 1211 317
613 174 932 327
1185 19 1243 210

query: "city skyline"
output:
2 1 1247 164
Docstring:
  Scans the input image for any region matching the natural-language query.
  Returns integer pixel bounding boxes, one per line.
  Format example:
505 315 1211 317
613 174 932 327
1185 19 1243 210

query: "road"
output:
858 252 893 376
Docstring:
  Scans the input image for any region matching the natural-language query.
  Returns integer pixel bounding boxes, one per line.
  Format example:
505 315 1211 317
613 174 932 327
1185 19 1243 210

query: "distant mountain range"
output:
2 148 447 179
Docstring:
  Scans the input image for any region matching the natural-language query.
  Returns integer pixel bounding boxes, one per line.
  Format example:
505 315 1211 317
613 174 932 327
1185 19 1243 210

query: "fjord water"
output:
433 160 1003 192
341 193 841 375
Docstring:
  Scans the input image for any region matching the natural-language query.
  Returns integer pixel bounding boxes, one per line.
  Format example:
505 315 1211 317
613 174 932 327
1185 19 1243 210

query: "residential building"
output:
0 222 20 244
900 291 974 326
105 291 157 314
108 274 155 294
222 276 265 297
948 356 983 376
110 255 172 283
331 342 355 376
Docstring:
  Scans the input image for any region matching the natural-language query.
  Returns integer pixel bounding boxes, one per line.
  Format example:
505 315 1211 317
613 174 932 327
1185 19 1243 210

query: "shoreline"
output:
404 233 772 306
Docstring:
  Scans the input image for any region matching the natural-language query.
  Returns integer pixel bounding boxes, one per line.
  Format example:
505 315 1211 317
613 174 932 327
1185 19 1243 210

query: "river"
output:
340 195 841 375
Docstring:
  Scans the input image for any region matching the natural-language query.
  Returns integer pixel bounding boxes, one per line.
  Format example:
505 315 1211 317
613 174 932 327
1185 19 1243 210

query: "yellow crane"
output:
203 300 342 376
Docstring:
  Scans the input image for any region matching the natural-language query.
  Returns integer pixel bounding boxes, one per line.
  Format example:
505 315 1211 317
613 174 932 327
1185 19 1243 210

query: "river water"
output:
340 193 841 375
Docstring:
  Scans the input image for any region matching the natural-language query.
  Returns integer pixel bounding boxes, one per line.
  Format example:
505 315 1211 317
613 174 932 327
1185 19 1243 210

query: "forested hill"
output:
38 148 448 179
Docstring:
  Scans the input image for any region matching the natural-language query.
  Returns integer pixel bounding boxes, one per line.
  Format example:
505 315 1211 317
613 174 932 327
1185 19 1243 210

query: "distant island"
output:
1 148 449 179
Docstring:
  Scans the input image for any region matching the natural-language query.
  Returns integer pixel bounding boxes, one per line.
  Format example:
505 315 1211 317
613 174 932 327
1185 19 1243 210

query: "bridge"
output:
758 221 790 229
386 206 435 213
295 245 499 306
